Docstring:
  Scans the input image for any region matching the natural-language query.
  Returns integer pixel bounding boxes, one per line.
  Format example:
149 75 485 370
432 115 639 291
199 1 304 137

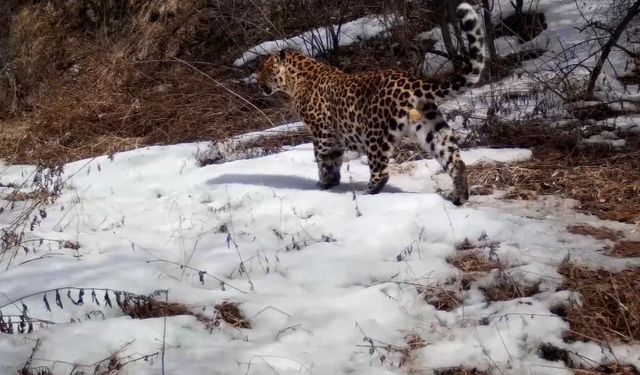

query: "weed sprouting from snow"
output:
1 165 65 269
0 287 251 335
346 164 362 217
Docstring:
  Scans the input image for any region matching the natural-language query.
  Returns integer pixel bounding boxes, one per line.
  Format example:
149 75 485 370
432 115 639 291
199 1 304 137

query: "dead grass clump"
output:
434 367 489 375
399 333 427 370
568 225 623 241
559 263 640 343
480 273 541 301
449 239 502 290
420 285 462 312
119 295 192 320
214 301 251 329
448 251 501 273
119 295 251 329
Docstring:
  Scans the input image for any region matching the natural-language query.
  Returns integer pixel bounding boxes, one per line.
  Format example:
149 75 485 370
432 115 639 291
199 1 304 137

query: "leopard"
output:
256 3 485 205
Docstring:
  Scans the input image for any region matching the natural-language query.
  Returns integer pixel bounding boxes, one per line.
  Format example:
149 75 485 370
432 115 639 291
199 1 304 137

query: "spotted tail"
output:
428 3 486 101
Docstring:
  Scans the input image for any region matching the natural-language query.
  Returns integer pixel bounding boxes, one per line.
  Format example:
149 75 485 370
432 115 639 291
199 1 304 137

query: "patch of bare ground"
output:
538 343 640 374
568 225 623 241
558 262 640 344
434 367 489 375
608 241 640 258
574 364 640 374
468 120 640 224
567 225 640 258
427 238 540 308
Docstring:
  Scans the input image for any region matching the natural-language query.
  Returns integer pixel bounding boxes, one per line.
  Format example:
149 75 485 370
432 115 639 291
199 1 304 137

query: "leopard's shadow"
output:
206 174 406 193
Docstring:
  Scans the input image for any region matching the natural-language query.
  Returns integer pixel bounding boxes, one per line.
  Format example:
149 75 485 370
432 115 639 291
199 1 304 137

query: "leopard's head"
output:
256 50 291 96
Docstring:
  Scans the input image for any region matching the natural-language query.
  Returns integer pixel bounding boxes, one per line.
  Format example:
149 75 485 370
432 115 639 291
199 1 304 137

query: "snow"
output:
233 15 398 66
1 136 639 374
2 0 640 374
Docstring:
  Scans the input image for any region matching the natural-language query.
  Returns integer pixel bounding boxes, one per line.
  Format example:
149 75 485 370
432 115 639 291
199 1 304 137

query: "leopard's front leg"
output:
313 139 344 190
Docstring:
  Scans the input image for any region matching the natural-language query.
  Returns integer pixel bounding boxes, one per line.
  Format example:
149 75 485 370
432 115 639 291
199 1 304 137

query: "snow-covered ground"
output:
1 137 639 374
2 0 640 374
234 14 398 67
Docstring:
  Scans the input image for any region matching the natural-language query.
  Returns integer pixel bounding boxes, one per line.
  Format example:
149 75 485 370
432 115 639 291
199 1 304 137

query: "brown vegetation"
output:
434 368 489 375
559 263 640 344
468 121 640 224
568 225 623 241
0 0 435 165
120 295 250 329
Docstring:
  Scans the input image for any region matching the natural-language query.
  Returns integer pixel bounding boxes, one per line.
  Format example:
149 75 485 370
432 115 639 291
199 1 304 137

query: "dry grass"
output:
400 333 427 371
420 285 462 312
0 0 292 164
119 296 250 329
567 225 640 258
0 0 416 165
449 239 502 290
480 274 540 301
448 250 501 273
538 343 639 374
574 364 640 374
559 263 640 344
214 301 251 329
468 135 640 224
609 241 640 258
434 367 489 375
448 240 540 301
568 225 623 241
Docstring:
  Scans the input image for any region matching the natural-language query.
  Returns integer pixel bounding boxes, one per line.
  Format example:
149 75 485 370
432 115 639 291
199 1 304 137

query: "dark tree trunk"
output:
481 0 498 60
586 0 640 98
514 0 524 18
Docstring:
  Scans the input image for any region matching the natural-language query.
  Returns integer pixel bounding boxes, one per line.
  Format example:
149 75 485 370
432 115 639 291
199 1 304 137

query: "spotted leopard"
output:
257 3 485 205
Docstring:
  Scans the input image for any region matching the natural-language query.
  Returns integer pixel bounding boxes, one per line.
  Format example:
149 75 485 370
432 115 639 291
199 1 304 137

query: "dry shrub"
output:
0 0 294 164
568 225 623 241
434 367 488 375
0 58 286 164
559 263 640 343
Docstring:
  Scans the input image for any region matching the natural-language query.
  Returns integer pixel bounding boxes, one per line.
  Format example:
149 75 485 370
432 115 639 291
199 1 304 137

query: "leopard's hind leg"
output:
409 103 469 205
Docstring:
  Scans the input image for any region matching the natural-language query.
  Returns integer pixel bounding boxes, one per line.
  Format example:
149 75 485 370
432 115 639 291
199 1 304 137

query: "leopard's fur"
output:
257 3 485 205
